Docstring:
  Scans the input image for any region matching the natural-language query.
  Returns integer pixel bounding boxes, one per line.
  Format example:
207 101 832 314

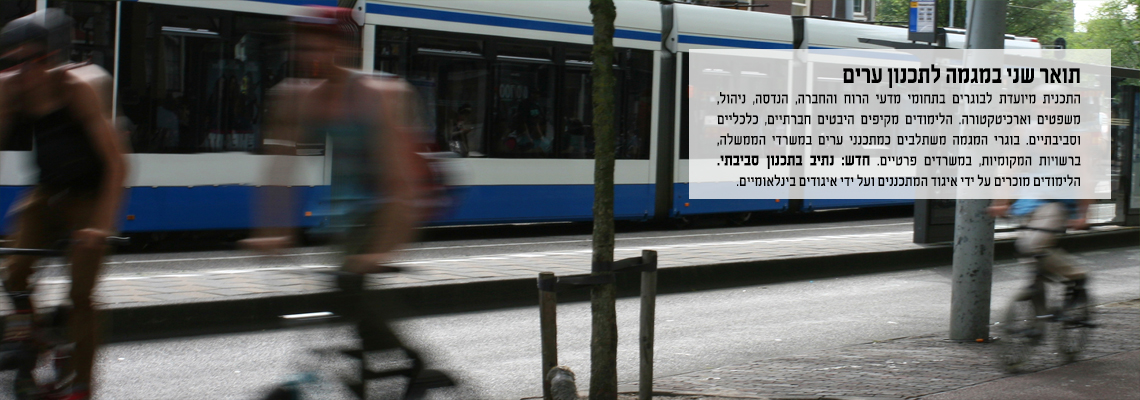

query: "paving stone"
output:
645 308 1138 399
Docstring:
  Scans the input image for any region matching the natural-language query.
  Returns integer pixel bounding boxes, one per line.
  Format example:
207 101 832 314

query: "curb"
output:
105 228 1138 342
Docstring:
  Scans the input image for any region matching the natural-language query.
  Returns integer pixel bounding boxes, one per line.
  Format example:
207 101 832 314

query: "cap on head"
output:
1 8 73 65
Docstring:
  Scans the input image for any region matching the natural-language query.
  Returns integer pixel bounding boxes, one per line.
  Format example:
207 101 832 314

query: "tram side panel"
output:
669 4 798 218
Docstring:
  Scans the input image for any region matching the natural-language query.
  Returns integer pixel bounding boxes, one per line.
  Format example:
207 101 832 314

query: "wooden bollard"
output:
539 272 558 400
639 250 657 400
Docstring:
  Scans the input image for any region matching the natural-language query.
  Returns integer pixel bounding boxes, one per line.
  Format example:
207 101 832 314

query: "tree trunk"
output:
588 0 617 399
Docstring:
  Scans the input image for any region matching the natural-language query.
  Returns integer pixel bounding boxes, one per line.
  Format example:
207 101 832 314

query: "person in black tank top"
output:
0 9 128 400
10 103 106 193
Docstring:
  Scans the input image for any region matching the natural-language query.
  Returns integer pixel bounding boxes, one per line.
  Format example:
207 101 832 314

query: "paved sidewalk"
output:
634 303 1139 400
4 225 1133 312
919 350 1138 400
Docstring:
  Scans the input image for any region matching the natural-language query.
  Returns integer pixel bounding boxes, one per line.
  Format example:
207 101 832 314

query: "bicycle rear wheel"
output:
998 298 1041 372
1056 292 1094 362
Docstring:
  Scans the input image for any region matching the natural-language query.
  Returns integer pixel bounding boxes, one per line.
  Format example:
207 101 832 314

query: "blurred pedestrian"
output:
243 5 425 352
0 8 128 400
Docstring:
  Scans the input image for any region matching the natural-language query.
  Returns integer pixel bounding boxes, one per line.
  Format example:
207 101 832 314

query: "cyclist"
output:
244 6 425 355
0 9 128 400
989 198 1090 308
988 84 1094 324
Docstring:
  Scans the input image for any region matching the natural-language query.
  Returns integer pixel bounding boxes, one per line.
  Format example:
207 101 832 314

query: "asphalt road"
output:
8 247 1131 400
30 207 917 278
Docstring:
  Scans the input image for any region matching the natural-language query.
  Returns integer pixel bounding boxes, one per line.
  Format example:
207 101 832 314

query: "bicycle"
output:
997 266 1096 372
0 237 128 399
259 267 459 400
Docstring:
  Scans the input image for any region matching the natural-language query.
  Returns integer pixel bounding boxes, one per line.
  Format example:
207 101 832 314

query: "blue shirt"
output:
1010 199 1078 218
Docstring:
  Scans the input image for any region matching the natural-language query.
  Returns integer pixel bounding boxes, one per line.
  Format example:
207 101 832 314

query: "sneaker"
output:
49 390 90 400
44 383 88 400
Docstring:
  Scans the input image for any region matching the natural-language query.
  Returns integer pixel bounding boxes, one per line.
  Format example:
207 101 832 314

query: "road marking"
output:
41 223 914 268
384 231 913 265
98 251 341 266
32 230 916 284
404 222 913 251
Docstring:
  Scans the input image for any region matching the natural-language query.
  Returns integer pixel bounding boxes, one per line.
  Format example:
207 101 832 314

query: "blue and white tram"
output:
0 0 1039 233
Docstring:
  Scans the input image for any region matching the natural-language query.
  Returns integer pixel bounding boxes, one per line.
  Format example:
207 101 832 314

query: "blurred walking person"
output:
244 6 427 360
0 9 128 400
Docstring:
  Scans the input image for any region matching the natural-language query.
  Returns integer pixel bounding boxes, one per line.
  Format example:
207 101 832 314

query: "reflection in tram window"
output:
51 0 116 71
116 2 289 154
562 70 592 159
375 27 651 160
375 27 407 77
0 2 35 28
1109 76 1140 213
621 49 653 160
495 63 553 157
407 34 487 157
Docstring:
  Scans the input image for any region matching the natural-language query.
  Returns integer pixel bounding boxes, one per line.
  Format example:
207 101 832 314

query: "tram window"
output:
1110 77 1140 211
619 50 652 160
117 3 290 154
680 53 689 159
565 47 593 66
561 70 592 159
50 0 117 72
498 42 552 62
416 35 482 58
408 56 489 157
0 1 35 27
375 28 407 76
493 63 555 158
389 28 649 160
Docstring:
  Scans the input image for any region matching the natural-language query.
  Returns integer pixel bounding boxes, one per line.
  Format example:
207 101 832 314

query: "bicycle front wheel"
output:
998 298 1041 372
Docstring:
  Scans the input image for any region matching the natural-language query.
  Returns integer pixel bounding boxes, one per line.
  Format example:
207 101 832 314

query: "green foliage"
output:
1006 0 1074 44
875 0 910 23
875 0 1074 43
1071 0 1140 69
